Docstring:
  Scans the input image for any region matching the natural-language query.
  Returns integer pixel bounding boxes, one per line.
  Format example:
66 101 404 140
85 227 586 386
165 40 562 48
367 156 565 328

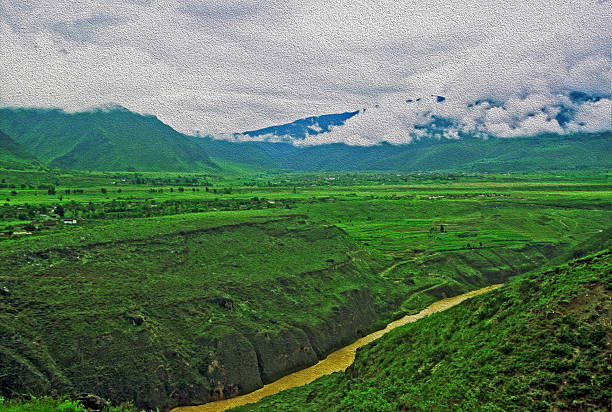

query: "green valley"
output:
0 166 610 411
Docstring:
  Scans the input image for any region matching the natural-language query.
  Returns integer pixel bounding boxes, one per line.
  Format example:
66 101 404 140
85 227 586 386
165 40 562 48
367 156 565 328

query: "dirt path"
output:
172 283 503 412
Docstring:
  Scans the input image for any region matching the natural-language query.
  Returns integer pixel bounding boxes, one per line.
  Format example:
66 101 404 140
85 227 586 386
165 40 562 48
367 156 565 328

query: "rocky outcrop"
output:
203 325 263 400
250 326 319 383
296 288 385 359
76 394 106 411
201 287 390 393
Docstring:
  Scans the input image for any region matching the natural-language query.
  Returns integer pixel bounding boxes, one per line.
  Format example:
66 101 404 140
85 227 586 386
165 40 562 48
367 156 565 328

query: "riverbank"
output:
173 284 503 412
228 250 612 412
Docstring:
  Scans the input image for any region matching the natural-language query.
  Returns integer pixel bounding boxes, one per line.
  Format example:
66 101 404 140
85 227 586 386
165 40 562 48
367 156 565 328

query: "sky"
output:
0 0 610 145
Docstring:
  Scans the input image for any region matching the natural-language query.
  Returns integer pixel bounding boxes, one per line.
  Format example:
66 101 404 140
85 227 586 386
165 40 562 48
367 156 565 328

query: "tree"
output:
56 204 65 218
440 224 445 232
101 188 107 194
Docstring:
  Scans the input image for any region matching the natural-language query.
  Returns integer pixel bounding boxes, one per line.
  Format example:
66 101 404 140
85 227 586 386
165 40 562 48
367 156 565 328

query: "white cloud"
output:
567 99 612 132
0 0 610 143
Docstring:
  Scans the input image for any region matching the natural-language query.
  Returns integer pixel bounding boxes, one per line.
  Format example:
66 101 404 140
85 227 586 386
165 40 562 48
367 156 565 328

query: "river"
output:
172 284 503 412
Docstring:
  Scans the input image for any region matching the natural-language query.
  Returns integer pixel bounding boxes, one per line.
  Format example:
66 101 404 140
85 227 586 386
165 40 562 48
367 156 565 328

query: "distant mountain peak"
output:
236 110 360 142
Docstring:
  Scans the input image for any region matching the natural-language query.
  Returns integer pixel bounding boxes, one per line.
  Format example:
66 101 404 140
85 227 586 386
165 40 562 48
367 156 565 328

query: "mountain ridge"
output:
0 106 219 172
237 110 360 142
0 105 610 173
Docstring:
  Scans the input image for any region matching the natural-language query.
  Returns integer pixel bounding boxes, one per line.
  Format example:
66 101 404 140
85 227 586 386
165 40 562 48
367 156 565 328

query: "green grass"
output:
3 172 609 318
0 396 138 412
0 170 610 410
233 250 612 411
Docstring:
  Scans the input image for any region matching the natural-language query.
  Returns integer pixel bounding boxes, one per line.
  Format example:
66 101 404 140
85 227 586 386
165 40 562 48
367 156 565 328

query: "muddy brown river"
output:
172 284 503 412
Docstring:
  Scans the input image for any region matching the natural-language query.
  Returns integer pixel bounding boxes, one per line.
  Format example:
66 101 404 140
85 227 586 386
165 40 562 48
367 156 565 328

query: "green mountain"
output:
190 136 280 171
192 131 612 173
0 129 39 170
234 249 612 411
272 132 612 172
0 106 218 172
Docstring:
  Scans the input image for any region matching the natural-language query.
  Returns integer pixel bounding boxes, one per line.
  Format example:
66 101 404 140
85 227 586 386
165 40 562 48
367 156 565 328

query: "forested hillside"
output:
0 130 39 170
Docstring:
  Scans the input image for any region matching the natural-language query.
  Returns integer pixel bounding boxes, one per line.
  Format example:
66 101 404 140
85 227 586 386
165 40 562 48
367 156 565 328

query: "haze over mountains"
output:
0 104 610 173
2 0 609 139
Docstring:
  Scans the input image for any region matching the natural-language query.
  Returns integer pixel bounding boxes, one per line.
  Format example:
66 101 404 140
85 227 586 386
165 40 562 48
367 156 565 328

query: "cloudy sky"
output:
0 0 610 144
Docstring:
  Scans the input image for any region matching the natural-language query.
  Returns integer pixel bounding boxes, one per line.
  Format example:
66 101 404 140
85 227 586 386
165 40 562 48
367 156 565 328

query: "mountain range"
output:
236 91 611 143
0 105 610 173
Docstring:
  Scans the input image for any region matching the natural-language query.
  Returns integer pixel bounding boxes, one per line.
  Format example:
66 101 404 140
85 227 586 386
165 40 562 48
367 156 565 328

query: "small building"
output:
63 219 77 224
12 230 32 236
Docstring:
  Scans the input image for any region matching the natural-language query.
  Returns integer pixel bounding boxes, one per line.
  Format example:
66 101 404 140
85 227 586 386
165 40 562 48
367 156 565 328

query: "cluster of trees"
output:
96 197 294 218
248 172 474 188
128 174 211 186
1 197 297 224
0 203 49 221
